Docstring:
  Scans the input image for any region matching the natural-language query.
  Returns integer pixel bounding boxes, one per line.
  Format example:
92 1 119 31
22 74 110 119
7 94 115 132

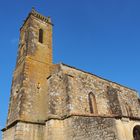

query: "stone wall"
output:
116 118 140 140
6 10 53 125
107 86 122 115
3 122 45 140
7 60 25 125
2 125 15 140
17 13 53 123
45 116 119 140
47 70 71 119
47 64 140 119
47 116 140 140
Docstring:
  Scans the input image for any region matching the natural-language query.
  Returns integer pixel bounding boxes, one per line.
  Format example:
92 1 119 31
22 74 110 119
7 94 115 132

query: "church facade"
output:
2 9 140 140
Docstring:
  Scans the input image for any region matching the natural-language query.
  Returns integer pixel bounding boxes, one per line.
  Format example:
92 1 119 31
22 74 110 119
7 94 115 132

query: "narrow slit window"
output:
39 29 43 43
88 92 98 114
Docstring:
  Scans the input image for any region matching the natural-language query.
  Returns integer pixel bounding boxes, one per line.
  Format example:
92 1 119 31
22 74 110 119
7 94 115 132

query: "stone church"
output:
2 9 140 140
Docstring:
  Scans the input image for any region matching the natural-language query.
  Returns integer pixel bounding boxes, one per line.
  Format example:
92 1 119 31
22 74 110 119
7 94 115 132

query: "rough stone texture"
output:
47 70 71 119
71 116 118 140
45 116 118 140
107 86 122 115
3 122 45 140
2 9 140 140
47 64 140 119
7 9 53 126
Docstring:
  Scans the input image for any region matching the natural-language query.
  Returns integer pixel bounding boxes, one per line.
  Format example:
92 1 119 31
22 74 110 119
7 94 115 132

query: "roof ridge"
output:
59 63 137 92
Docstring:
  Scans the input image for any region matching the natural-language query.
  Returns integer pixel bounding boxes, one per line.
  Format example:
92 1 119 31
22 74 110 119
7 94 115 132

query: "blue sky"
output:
0 0 140 139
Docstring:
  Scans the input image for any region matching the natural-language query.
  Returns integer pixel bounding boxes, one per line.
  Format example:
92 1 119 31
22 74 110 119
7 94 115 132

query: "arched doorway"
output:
133 125 140 140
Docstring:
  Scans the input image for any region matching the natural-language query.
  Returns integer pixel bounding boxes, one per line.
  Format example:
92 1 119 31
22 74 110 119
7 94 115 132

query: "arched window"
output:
39 29 43 43
88 92 98 114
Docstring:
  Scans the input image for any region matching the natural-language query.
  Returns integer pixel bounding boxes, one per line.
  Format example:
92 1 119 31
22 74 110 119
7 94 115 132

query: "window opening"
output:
88 92 98 114
39 29 43 43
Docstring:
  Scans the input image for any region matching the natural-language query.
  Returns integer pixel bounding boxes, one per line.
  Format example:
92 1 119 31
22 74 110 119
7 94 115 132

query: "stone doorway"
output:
133 125 140 140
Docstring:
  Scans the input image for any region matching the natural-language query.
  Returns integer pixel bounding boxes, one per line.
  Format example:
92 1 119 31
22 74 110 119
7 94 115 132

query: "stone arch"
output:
88 92 98 114
133 125 140 140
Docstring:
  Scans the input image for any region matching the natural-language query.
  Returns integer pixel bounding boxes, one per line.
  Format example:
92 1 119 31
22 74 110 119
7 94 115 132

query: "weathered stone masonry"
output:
2 9 140 140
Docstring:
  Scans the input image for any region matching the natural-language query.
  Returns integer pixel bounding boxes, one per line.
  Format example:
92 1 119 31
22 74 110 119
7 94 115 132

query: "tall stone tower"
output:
2 8 53 139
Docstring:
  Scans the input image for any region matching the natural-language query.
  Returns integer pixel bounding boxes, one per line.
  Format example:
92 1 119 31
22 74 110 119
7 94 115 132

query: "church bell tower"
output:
3 9 53 139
